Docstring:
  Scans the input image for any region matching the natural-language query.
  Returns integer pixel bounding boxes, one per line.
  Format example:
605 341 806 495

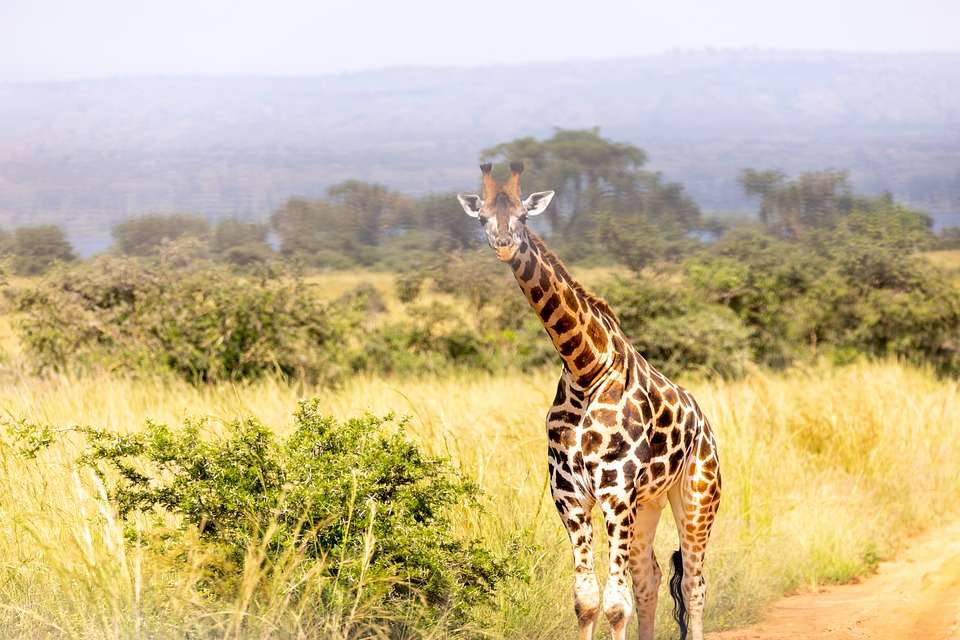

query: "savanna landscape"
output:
3 0 960 634
0 123 958 639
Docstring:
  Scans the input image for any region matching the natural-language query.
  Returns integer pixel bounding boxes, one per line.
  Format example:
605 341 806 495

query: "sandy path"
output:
711 520 960 640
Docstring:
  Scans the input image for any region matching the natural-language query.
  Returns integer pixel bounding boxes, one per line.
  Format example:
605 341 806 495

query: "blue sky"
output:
1 0 956 81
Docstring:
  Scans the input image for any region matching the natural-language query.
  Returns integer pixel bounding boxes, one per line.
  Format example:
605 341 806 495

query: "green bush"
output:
221 242 275 266
830 200 934 252
603 275 752 378
16 258 362 383
599 214 702 271
355 302 492 375
684 218 960 375
353 287 555 376
828 253 960 374
15 406 525 634
429 251 512 310
374 230 441 272
684 228 827 367
396 271 426 303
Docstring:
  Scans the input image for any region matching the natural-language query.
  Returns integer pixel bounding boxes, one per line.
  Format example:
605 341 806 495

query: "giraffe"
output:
457 162 721 640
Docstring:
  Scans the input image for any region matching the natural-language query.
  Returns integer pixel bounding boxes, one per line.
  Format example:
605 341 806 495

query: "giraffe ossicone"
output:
458 163 722 640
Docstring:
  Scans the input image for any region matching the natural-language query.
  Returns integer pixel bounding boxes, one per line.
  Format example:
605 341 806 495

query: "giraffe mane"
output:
525 230 621 326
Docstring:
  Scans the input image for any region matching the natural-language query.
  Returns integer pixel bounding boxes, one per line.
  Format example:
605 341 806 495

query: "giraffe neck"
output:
508 230 624 388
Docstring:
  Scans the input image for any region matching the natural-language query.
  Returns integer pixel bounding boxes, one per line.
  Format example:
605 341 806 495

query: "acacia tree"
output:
327 181 415 248
212 219 273 265
483 128 700 249
270 182 418 266
484 128 701 264
483 128 651 234
415 192 482 250
112 213 210 256
270 198 344 263
738 169 853 238
10 225 75 275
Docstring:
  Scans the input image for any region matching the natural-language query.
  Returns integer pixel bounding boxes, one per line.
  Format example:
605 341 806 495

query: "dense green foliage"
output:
16 258 361 383
111 213 211 257
679 199 959 374
270 185 477 270
108 213 275 266
0 224 76 275
603 277 752 379
738 169 854 237
15 407 523 634
8 129 960 381
265 130 703 268
211 218 274 265
13 253 556 384
595 180 959 377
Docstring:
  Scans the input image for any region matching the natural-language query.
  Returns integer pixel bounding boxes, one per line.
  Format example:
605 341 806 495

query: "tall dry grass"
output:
0 360 957 638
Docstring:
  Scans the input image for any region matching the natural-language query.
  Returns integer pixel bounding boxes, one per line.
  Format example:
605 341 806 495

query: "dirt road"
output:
711 520 960 640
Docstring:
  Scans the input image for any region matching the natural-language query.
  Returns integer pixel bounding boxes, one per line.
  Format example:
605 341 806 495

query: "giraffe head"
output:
457 162 555 261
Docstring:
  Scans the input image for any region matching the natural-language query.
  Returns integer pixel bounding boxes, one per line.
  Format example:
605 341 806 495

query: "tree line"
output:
11 130 960 382
2 128 959 278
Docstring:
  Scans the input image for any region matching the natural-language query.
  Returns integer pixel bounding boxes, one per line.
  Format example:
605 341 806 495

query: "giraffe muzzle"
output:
495 244 519 261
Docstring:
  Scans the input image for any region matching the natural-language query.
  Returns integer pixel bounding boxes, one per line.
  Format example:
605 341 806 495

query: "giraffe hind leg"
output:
667 433 721 640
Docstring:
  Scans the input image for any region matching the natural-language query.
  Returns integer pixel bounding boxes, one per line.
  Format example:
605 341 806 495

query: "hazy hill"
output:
1 50 959 253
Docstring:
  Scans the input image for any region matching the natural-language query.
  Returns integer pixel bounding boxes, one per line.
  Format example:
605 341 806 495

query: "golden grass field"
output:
302 265 632 310
924 249 960 271
0 356 957 639
924 249 960 286
0 263 955 638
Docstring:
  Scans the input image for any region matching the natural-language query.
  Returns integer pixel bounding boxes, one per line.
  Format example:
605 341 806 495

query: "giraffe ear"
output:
522 191 554 216
457 194 482 218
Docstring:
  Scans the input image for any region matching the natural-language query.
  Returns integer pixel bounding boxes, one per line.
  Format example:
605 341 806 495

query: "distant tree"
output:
483 128 652 233
830 197 934 253
415 192 482 251
327 180 415 247
270 198 350 266
738 169 853 238
484 129 701 261
112 213 210 257
361 191 484 270
211 219 273 265
0 229 13 256
737 169 785 225
270 182 415 267
11 225 75 275
212 219 268 253
934 227 960 250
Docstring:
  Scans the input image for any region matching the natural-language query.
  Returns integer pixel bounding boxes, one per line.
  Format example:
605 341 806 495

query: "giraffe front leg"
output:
600 496 634 640
560 503 600 640
629 499 664 640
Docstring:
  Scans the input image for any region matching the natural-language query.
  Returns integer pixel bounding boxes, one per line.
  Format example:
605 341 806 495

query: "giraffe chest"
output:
546 370 700 504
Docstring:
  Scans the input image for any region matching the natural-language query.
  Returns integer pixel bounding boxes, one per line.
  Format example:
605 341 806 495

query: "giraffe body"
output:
458 163 721 640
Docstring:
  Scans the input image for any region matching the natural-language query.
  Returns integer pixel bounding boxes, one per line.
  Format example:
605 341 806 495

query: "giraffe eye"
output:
478 215 488 225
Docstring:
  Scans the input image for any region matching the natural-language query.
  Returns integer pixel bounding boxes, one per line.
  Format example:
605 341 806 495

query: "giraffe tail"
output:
669 549 689 640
